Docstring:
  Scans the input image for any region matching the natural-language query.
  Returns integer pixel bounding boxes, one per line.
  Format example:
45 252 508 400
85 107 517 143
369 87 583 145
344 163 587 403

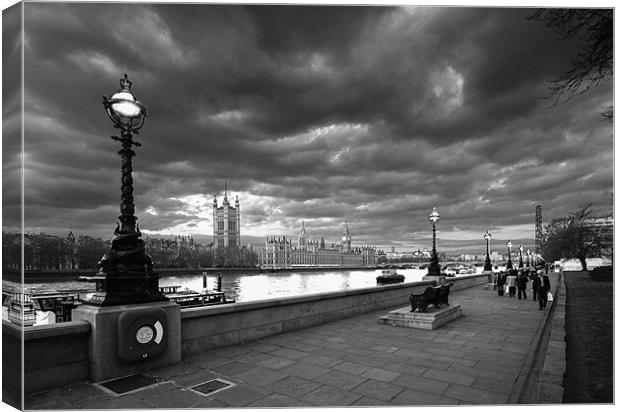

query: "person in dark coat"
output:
516 270 528 300
531 269 541 301
496 271 506 296
537 270 551 309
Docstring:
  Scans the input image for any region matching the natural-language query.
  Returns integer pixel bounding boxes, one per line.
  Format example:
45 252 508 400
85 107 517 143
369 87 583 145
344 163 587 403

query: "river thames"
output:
158 267 484 302
3 267 490 305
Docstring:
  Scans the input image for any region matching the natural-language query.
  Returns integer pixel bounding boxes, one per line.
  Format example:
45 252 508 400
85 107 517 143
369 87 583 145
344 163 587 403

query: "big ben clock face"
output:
136 325 155 344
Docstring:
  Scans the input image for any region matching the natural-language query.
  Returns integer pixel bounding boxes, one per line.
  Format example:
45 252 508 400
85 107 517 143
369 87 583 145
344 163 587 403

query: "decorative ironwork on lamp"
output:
80 74 166 306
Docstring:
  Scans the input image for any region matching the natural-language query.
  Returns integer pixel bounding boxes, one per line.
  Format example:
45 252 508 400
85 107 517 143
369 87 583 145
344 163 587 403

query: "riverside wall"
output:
3 320 91 395
9 274 488 394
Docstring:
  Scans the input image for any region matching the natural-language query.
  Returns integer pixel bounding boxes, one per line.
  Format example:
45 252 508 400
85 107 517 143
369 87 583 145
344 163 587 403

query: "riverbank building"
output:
259 221 376 269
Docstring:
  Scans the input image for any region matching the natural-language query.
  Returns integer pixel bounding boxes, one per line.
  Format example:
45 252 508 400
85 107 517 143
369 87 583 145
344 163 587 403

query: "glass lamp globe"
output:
428 207 440 224
507 240 512 248
109 90 143 118
484 230 491 240
104 74 147 132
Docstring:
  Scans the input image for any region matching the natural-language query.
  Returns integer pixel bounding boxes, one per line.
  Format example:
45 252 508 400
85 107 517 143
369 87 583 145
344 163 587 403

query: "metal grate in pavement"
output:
96 373 162 396
190 378 235 396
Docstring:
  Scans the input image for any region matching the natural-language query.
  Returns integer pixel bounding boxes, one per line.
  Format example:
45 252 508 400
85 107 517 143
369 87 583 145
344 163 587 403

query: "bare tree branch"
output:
529 9 613 119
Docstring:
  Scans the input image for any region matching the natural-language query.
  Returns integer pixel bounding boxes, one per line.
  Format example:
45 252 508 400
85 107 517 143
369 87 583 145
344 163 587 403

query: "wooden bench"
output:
409 284 451 313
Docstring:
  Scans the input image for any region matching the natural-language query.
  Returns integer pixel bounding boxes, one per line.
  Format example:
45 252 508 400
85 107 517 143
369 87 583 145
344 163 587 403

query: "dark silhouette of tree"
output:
213 245 258 267
529 9 613 118
542 204 612 270
77 235 108 269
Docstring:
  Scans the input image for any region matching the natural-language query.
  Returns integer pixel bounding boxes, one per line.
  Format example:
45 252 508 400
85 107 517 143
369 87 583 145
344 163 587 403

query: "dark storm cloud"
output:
8 3 613 250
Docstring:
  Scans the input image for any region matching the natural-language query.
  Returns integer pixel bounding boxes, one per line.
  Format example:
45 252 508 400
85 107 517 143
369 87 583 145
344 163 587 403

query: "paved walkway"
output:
25 273 560 409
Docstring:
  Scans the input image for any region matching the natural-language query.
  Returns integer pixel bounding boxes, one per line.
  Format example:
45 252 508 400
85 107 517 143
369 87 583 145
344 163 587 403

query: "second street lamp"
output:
519 245 524 268
506 240 513 270
427 207 441 276
483 230 492 272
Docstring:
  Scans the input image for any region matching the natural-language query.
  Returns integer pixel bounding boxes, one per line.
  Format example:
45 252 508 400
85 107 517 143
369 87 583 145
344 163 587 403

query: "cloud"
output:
7 4 613 252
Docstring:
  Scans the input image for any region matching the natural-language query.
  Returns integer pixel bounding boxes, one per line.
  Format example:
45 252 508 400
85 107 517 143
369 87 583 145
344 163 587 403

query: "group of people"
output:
495 267 551 310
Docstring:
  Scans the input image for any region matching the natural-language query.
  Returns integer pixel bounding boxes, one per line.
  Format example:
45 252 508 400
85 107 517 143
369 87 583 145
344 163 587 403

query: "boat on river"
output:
443 263 474 276
3 290 84 326
6 293 36 326
159 285 235 307
376 269 405 284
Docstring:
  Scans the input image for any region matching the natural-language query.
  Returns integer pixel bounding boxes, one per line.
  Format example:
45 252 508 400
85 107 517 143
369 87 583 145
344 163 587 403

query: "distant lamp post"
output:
483 230 492 272
81 74 166 306
427 207 441 276
518 245 524 268
526 249 531 267
506 240 513 270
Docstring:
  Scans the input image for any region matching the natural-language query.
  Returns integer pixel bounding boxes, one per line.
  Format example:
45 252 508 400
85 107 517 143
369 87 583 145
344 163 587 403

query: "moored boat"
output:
7 293 36 327
159 285 235 307
376 269 405 284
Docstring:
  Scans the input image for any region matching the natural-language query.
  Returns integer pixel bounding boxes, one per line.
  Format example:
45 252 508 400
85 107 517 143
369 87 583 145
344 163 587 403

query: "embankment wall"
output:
9 274 488 394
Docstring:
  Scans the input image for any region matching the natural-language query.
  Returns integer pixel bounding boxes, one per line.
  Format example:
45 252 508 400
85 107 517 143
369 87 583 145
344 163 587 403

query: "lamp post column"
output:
518 245 524 268
426 207 441 277
526 249 531 267
506 241 513 270
118 130 138 235
483 230 492 272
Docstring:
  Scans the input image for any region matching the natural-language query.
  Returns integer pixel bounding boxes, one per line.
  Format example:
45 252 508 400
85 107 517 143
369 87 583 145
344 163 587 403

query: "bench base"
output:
378 304 462 330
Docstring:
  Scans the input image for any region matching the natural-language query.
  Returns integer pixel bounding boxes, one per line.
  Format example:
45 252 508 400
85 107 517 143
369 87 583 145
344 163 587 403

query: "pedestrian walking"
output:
537 270 551 310
496 271 506 296
506 270 517 297
516 270 528 300
531 269 541 301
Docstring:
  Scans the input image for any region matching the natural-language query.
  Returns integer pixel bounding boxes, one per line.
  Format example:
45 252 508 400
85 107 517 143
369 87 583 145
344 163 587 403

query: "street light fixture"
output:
526 249 531 267
483 230 492 272
518 245 524 268
81 74 166 306
427 207 441 276
506 240 513 269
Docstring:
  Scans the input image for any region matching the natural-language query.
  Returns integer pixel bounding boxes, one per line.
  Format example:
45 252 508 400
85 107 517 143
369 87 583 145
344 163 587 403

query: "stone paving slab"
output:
24 273 560 408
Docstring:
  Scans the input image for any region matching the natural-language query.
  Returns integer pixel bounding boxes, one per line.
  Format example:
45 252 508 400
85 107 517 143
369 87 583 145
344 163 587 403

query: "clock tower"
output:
342 221 351 253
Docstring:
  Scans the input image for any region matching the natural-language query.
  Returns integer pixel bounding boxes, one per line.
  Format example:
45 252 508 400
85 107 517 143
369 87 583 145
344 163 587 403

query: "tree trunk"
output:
579 257 588 271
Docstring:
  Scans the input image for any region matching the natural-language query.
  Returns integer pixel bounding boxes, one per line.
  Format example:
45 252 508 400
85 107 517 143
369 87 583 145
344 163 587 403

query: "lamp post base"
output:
81 271 168 306
80 232 167 306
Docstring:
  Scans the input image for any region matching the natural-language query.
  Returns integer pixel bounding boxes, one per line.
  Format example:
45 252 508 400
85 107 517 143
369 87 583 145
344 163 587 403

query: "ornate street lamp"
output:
427 207 441 276
518 245 524 268
81 74 166 306
483 230 492 272
526 249 531 267
506 240 513 269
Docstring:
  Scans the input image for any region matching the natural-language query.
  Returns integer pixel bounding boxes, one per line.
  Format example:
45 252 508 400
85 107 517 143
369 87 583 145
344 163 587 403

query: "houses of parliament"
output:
258 221 377 269
213 185 376 269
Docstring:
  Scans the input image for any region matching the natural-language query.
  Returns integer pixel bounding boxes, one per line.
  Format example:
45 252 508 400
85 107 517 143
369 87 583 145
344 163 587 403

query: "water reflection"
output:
159 268 436 302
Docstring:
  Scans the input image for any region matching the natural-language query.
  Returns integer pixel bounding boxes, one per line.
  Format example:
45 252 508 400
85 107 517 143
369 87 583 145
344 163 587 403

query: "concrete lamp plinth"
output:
72 301 181 383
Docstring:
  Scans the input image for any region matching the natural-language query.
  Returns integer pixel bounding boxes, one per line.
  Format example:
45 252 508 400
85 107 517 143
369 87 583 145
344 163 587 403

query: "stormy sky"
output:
2 3 613 251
